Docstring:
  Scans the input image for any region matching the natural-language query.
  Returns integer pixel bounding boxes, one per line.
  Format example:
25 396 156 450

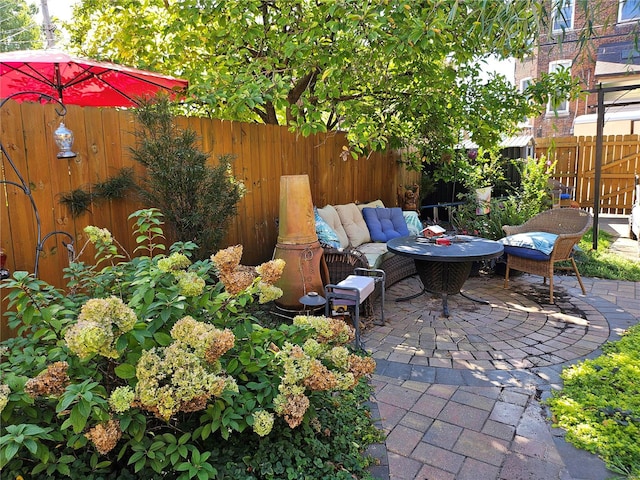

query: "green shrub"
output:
0 209 380 479
517 155 554 217
131 97 245 260
450 155 554 241
451 195 529 241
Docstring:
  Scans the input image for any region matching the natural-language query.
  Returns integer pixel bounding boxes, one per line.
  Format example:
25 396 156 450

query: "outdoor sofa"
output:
314 200 420 293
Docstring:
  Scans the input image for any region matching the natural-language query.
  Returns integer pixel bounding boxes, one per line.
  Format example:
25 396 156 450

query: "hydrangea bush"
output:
0 209 380 479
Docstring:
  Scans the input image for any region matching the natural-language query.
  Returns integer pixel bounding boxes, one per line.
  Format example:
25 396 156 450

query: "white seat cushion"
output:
334 275 376 305
354 242 388 268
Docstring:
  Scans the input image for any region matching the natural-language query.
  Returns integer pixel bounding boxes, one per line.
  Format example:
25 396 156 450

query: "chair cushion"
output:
499 231 558 256
357 199 385 211
317 204 349 248
362 207 410 242
334 275 376 305
354 242 389 268
334 203 371 247
403 211 423 236
314 207 341 248
502 245 551 261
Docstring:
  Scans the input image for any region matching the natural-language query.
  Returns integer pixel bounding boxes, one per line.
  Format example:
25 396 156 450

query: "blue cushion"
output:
403 211 423 236
560 193 571 199
499 231 558 256
314 207 341 248
362 207 410 242
502 245 551 261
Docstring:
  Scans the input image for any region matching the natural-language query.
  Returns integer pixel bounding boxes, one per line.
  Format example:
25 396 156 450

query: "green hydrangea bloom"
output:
252 410 275 437
292 315 352 344
277 343 313 396
109 386 135 413
324 346 350 370
84 226 113 244
0 384 10 412
135 343 231 421
157 252 192 272
65 297 137 359
257 281 283 304
224 377 239 394
273 393 287 415
302 338 325 359
65 321 116 359
170 316 235 361
175 271 206 297
79 296 137 333
334 371 356 390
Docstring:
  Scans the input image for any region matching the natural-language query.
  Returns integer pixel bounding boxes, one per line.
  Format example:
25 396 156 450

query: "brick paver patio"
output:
365 272 640 480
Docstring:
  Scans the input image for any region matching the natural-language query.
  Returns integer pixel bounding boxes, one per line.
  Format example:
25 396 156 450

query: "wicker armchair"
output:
502 208 592 303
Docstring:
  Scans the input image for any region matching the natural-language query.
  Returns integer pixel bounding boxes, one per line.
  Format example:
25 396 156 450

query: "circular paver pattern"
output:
365 274 610 371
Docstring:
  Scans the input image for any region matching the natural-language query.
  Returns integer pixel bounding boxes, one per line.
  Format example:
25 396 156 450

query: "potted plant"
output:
459 147 505 215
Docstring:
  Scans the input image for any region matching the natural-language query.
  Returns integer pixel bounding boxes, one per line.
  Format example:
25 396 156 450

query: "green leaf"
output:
178 432 191 445
134 457 146 473
114 363 137 379
23 438 38 455
57 464 71 476
153 332 173 346
77 399 91 417
197 469 209 480
144 288 155 305
3 442 20 463
70 406 88 433
128 451 145 465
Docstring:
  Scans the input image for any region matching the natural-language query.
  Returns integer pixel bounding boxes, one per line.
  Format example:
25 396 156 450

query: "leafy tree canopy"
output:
0 0 42 52
67 0 576 167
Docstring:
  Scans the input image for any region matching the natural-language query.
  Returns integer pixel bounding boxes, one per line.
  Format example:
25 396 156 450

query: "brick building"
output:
515 0 640 138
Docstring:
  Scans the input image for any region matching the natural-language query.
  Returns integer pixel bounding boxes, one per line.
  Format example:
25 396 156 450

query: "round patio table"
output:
387 235 504 317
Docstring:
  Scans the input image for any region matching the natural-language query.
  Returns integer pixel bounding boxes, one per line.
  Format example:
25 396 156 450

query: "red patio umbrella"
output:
0 49 188 107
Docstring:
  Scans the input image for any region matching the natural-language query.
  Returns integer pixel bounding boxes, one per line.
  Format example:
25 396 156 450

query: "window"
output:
520 77 532 124
552 0 575 32
619 0 640 22
547 61 572 115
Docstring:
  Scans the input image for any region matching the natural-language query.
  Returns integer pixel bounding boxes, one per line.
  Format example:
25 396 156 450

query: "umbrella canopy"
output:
0 49 188 107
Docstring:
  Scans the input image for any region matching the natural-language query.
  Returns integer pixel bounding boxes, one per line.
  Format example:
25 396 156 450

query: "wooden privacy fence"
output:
536 135 640 214
0 101 419 295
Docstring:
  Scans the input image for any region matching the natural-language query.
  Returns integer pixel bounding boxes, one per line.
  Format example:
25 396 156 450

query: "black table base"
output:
396 260 482 317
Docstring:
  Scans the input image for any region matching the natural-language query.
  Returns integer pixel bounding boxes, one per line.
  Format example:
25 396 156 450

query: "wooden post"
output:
593 85 604 251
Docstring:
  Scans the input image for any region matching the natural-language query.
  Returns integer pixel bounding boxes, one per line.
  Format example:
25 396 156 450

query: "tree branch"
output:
287 69 318 106
254 102 279 124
